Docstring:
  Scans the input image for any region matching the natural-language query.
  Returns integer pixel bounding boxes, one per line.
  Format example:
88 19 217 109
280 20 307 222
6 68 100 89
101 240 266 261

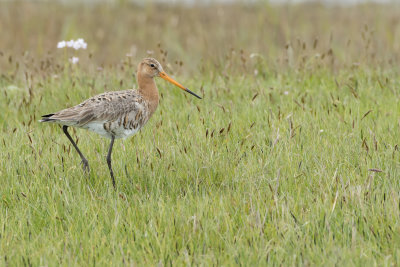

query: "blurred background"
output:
0 0 399 79
3 2 400 266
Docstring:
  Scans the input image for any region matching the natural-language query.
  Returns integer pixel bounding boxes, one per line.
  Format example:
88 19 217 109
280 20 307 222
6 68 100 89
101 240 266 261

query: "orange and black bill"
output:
159 72 202 99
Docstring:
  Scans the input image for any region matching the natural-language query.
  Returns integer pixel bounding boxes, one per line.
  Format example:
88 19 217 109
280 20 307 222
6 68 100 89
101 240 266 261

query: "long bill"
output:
159 71 202 99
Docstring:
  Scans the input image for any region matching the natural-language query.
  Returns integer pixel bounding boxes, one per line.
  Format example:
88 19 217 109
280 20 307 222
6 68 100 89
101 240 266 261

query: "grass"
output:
1 1 400 266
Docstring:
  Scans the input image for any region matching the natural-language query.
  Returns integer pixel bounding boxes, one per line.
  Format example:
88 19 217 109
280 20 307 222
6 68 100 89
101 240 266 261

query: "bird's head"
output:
138 58 202 99
139 58 164 78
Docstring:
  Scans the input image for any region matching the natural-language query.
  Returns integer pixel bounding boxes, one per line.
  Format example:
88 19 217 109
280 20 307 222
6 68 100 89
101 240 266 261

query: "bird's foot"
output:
81 159 90 173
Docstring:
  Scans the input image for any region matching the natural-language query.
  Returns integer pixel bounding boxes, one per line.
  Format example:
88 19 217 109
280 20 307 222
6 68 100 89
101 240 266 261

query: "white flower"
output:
69 57 79 64
66 40 75 48
74 38 87 50
250 53 261 58
73 42 81 50
57 41 66 48
78 39 87 49
284 91 289 95
58 38 88 50
320 129 324 133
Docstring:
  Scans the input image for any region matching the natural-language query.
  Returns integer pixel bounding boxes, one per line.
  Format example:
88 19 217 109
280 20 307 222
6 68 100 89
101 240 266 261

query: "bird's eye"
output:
150 64 155 68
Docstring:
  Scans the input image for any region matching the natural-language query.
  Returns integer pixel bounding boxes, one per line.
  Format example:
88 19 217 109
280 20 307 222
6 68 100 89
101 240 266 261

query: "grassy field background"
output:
1 1 400 266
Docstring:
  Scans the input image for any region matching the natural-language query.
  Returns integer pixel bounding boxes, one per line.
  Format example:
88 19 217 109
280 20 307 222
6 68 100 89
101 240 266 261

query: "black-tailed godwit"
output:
40 58 201 188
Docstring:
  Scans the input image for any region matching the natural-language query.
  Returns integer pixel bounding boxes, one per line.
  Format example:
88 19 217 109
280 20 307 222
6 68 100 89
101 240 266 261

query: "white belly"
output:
82 122 141 139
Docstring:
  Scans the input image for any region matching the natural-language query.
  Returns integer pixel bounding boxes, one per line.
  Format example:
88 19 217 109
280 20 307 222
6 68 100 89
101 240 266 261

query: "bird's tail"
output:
39 113 57 122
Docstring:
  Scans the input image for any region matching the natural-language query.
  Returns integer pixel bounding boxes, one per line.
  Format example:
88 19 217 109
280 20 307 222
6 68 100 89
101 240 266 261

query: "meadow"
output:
1 1 400 266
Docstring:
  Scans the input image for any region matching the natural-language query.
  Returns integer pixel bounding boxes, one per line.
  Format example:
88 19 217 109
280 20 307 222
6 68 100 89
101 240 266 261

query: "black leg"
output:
62 125 90 173
107 135 116 189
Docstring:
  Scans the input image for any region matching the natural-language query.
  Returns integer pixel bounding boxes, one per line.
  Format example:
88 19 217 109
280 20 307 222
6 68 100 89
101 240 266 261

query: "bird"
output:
40 58 201 188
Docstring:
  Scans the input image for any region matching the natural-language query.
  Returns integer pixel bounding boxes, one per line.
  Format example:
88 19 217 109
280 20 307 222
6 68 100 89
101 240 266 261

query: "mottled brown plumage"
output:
43 89 151 139
40 58 201 188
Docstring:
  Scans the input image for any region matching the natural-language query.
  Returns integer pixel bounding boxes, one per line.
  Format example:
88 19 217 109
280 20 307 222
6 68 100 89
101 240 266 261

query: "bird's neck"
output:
137 73 159 115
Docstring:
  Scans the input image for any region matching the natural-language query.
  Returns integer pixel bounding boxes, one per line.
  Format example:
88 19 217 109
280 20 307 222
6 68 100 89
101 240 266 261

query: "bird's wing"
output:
47 90 148 126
